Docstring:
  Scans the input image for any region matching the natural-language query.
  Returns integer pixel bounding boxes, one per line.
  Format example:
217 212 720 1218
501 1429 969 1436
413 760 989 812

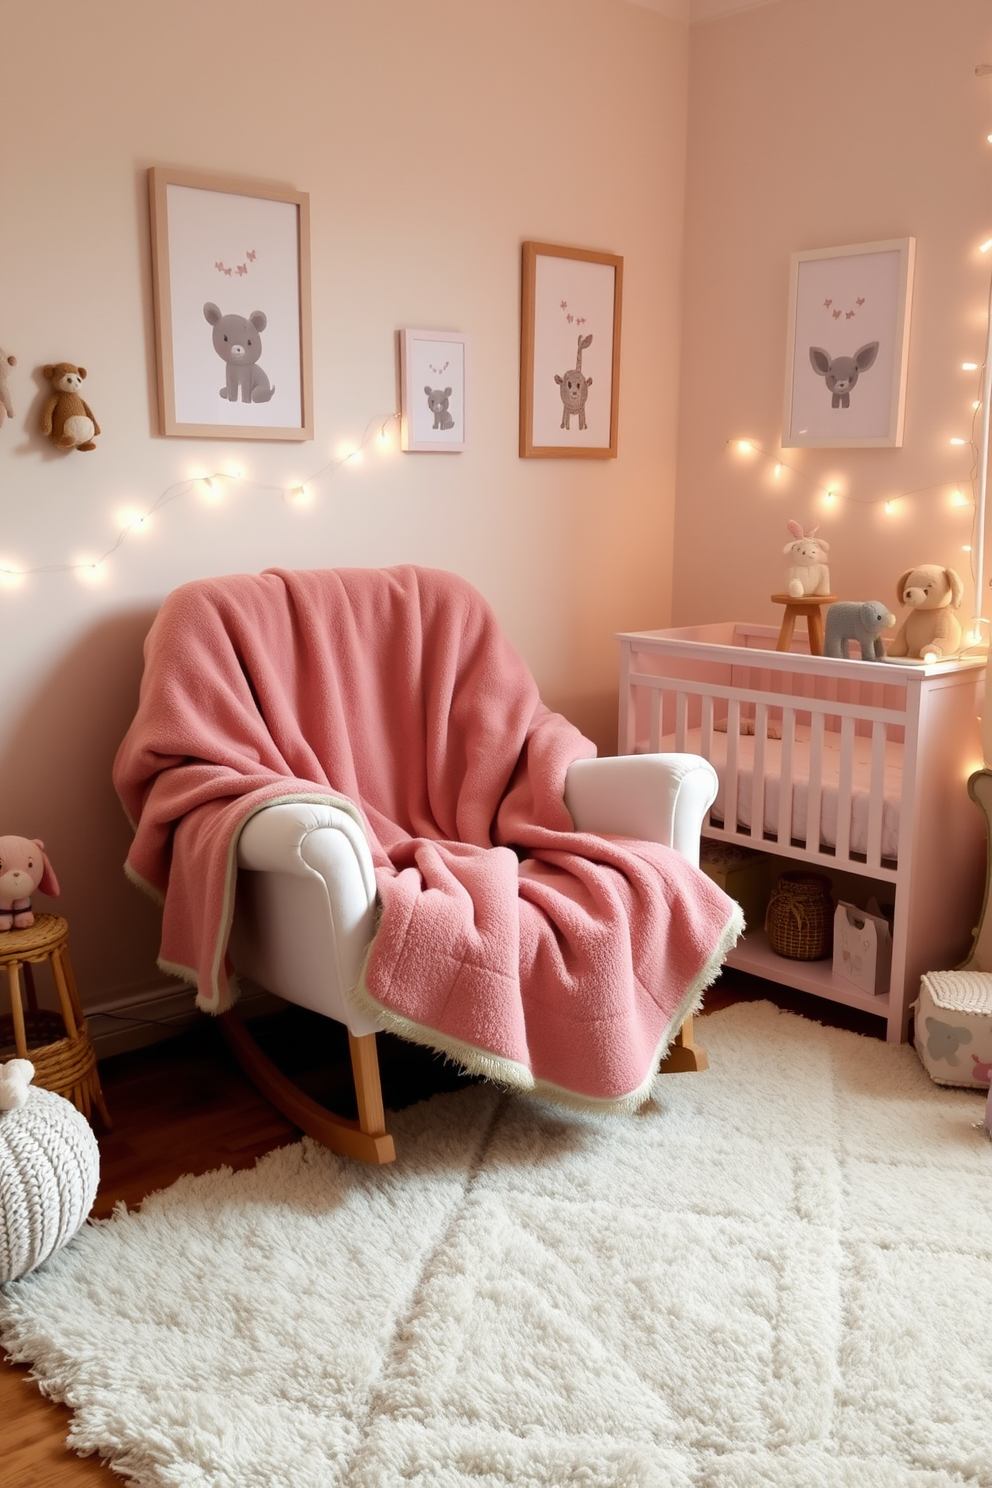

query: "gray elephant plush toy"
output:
824 600 895 661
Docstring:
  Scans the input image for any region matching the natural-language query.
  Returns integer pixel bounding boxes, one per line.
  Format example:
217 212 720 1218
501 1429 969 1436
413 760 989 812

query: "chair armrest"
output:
563 754 717 867
231 800 380 1035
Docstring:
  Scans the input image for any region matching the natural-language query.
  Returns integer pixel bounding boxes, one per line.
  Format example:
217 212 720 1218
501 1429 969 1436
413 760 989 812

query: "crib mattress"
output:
660 725 903 861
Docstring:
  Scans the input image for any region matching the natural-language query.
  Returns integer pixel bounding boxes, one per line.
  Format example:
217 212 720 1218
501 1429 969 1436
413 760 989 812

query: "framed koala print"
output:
782 238 915 449
148 166 313 440
399 330 468 452
519 241 623 459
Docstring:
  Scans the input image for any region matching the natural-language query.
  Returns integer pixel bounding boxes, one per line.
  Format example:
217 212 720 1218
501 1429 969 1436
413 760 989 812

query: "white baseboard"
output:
85 982 285 1060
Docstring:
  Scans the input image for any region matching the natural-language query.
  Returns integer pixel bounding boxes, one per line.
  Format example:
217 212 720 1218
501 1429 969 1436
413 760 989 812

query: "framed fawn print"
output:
149 166 314 440
520 241 623 459
399 329 468 452
782 237 915 449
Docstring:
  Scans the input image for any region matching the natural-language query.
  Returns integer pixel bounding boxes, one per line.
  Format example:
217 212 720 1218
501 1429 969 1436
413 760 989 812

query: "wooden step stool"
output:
771 593 837 656
0 913 111 1129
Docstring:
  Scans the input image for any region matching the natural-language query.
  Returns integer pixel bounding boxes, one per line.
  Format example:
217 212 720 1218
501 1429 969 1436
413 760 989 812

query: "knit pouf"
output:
0 1069 100 1284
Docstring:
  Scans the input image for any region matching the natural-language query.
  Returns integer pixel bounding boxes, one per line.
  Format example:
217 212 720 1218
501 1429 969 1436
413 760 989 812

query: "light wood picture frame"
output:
148 166 313 441
782 237 915 449
520 241 622 459
399 329 468 452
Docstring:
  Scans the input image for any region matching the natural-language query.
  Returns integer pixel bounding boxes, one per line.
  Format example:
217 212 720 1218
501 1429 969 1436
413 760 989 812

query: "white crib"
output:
617 621 988 1042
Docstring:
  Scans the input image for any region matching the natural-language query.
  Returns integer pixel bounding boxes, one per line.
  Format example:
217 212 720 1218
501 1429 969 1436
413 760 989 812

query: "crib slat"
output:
751 703 768 844
649 686 662 752
701 692 713 763
866 720 887 868
835 714 855 863
675 689 688 752
724 698 740 835
778 707 796 847
805 712 825 852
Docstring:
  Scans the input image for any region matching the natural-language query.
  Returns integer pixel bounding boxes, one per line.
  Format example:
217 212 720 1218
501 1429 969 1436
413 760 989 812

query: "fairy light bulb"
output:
981 239 992 254
964 362 980 371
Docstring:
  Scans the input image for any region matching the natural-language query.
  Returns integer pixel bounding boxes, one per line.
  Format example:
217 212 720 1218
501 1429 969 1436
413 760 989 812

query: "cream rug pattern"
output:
2 1000 992 1488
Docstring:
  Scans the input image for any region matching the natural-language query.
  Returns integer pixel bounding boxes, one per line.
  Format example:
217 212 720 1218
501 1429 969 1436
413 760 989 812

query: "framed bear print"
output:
782 237 915 449
148 166 313 440
399 330 468 452
520 241 623 459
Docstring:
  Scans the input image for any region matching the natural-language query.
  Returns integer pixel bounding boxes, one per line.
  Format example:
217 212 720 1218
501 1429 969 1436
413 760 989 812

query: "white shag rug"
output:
2 1000 992 1488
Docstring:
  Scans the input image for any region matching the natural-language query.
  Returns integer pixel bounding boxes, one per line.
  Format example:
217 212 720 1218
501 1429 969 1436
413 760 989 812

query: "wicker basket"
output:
0 915 110 1128
765 871 834 961
0 1010 102 1113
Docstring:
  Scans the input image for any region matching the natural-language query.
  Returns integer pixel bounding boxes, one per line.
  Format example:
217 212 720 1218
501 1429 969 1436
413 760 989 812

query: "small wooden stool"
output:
770 593 837 656
0 913 111 1129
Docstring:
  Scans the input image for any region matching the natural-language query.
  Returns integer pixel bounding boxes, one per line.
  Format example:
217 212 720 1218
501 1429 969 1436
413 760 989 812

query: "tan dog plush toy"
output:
40 363 100 451
886 564 964 660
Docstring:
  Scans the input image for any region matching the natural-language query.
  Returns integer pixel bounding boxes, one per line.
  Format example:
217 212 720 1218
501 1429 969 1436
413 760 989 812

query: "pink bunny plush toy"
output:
783 519 831 598
0 836 60 931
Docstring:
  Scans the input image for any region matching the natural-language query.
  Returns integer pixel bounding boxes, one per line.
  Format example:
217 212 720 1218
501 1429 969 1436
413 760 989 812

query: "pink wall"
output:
0 0 689 1008
674 0 992 634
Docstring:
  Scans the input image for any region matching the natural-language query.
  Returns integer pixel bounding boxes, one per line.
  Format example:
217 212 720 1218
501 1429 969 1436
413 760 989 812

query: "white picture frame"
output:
149 166 313 441
399 330 467 452
782 237 915 449
520 241 622 459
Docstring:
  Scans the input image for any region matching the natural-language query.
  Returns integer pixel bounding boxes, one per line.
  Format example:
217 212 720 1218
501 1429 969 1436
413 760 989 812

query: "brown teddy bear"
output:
40 363 100 451
0 346 15 428
886 564 964 660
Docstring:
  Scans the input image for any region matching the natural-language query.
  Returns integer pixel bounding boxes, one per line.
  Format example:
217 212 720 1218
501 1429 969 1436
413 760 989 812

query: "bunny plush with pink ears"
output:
0 836 60 931
783 519 831 598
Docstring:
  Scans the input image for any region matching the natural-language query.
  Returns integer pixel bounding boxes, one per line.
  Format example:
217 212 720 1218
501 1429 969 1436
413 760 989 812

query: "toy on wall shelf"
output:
40 363 100 451
0 346 16 428
783 519 831 597
0 836 60 931
886 565 964 661
823 600 895 661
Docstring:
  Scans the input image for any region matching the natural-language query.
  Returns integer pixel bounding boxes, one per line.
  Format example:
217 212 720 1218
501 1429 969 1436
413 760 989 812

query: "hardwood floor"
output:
0 977 882 1484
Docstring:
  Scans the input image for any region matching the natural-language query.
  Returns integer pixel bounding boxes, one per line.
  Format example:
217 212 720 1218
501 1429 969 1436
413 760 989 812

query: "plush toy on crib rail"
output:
0 836 60 931
824 600 895 661
886 565 964 661
783 519 831 597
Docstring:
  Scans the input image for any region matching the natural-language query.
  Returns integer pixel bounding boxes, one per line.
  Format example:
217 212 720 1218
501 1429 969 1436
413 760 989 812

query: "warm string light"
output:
728 438 974 519
0 412 400 587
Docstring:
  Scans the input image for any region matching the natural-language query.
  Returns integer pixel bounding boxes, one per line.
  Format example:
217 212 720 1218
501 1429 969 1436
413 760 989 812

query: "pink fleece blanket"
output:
114 566 740 1108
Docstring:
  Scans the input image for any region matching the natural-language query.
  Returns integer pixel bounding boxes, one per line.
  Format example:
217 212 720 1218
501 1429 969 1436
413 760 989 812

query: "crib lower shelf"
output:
723 928 890 1019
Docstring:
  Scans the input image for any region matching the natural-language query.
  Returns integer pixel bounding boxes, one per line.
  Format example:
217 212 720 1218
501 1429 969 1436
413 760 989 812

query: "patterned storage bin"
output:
914 970 992 1089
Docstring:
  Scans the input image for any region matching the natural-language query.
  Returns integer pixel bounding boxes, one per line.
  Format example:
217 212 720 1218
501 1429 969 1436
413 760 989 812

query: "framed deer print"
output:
782 237 915 449
520 241 623 458
149 166 313 440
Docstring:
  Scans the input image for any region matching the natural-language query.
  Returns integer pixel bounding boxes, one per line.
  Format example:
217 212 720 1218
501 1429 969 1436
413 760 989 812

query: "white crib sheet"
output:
662 725 904 861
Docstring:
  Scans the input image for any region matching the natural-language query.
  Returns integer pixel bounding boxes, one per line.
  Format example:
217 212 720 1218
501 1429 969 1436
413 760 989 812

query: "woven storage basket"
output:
765 871 834 961
914 970 992 1089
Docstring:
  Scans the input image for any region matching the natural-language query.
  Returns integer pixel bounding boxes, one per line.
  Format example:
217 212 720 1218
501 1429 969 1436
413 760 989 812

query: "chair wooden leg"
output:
658 1014 709 1074
221 1008 396 1164
348 1030 387 1137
